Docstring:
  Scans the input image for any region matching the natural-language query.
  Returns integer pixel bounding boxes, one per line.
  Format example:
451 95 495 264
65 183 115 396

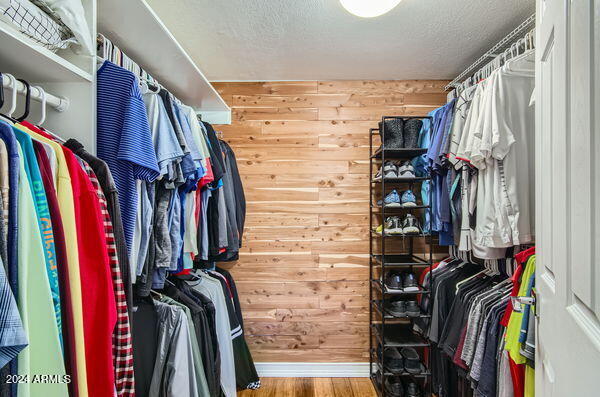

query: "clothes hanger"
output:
15 79 31 122
0 73 4 110
4 74 18 121
33 85 46 126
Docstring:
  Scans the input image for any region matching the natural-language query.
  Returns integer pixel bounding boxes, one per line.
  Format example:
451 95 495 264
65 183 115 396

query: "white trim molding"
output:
255 362 370 377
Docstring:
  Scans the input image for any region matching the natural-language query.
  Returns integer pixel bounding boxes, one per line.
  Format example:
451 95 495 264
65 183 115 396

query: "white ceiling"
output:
146 0 534 82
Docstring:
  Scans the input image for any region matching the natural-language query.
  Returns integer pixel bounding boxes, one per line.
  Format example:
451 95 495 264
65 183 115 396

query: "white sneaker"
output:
397 161 416 179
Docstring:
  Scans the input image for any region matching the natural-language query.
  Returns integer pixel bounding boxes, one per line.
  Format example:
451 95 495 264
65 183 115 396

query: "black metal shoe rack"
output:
369 116 434 397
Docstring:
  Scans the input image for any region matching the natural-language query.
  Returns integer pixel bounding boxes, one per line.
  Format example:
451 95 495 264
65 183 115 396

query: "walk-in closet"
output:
0 0 597 396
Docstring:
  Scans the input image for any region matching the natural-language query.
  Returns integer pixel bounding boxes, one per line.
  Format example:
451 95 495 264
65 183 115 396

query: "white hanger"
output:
5 74 17 118
33 85 46 125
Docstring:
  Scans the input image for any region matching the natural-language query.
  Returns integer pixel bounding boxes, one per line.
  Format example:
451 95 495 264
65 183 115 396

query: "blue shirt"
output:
0 255 27 368
0 121 20 394
0 122 19 297
142 92 184 178
13 128 61 344
97 61 160 252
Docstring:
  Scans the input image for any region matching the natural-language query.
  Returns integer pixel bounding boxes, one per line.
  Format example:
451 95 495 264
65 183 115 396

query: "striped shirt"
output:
82 162 135 397
97 61 159 254
0 255 27 367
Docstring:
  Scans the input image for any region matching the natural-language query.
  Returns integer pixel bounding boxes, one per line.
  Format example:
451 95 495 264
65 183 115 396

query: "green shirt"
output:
16 146 67 396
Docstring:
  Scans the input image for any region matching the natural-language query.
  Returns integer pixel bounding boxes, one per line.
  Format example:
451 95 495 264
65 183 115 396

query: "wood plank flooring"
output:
237 377 377 397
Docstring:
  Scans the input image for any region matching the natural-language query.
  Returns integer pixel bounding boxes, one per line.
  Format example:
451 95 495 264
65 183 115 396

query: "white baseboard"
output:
255 362 370 377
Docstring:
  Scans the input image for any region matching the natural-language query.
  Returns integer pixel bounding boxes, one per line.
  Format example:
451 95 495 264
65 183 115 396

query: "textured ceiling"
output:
146 0 534 81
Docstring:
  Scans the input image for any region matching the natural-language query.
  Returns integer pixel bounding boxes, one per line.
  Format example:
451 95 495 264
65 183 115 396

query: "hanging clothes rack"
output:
97 34 186 106
97 34 158 84
445 13 535 91
1 74 69 112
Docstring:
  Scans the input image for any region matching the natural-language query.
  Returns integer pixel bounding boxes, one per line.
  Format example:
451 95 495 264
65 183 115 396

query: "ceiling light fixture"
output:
339 0 402 18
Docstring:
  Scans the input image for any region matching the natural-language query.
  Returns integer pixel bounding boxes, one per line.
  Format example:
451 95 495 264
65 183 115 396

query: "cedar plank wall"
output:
212 80 449 363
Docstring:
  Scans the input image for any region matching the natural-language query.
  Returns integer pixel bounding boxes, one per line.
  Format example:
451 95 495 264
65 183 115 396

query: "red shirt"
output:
63 146 117 397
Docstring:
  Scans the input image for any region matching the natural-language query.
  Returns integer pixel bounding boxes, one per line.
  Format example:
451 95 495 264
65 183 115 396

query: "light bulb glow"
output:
340 0 402 18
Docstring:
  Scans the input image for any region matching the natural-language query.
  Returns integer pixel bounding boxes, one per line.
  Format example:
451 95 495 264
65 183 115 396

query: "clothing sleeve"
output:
118 88 160 182
225 144 246 244
471 76 497 169
490 75 517 160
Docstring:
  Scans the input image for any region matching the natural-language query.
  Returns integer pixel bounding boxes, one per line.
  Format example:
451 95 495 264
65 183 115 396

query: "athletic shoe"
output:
388 216 404 235
384 347 405 373
373 218 397 235
401 190 417 207
401 214 421 235
383 190 402 207
402 272 420 292
400 348 425 374
384 375 405 397
374 161 398 181
384 217 396 235
386 300 407 317
405 382 422 397
397 161 416 178
405 300 421 317
385 272 403 291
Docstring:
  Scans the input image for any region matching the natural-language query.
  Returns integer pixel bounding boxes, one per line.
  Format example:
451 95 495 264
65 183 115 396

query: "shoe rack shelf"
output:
371 147 429 159
371 176 432 184
369 116 435 397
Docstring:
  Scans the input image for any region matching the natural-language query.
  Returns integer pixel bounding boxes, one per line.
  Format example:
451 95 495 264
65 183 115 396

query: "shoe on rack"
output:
405 300 421 317
400 348 425 374
385 272 403 291
383 190 402 207
374 161 399 181
405 381 422 397
373 217 398 236
396 161 416 178
381 217 394 235
384 216 403 235
386 300 407 317
384 347 405 373
379 119 404 149
384 375 405 397
403 119 422 149
401 214 422 235
402 272 420 292
401 190 417 207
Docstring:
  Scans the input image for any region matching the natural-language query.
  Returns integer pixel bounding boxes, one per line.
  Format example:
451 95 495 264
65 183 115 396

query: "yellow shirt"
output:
17 125 88 397
504 255 536 365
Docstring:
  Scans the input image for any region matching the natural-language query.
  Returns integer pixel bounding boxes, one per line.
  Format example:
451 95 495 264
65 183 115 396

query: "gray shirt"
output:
159 296 210 397
188 273 237 397
149 300 199 397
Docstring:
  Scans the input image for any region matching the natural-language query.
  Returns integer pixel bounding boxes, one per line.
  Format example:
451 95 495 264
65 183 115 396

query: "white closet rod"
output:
445 13 535 90
1 74 70 112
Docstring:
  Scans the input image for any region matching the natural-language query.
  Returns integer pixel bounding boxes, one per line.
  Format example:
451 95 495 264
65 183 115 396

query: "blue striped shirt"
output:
97 61 159 253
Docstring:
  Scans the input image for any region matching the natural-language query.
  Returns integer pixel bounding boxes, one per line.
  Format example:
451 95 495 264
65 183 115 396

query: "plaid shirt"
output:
82 162 135 396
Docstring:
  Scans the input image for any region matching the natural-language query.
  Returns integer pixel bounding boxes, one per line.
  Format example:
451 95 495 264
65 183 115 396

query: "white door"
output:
536 0 600 395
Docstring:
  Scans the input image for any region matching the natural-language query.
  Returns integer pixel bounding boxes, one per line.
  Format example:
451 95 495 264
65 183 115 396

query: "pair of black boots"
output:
379 118 423 149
